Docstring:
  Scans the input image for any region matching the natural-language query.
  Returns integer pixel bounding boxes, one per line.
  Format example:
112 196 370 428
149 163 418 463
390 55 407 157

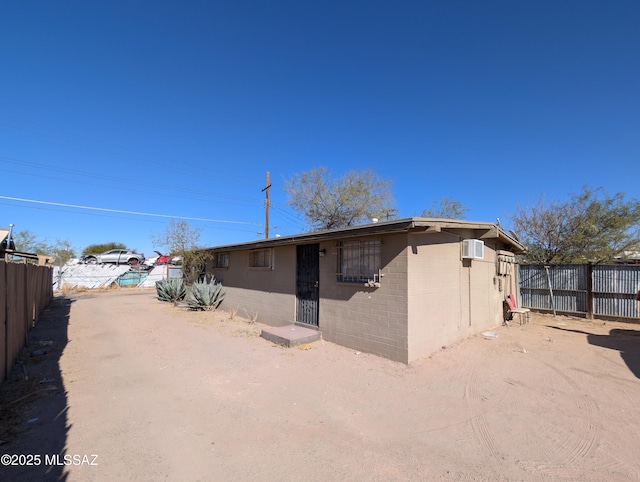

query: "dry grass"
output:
56 283 122 294
0 373 47 444
228 306 238 320
242 308 259 324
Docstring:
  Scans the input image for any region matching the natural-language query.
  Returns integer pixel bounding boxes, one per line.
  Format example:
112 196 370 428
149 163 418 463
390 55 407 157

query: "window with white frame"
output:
214 252 229 268
249 248 273 268
338 240 381 283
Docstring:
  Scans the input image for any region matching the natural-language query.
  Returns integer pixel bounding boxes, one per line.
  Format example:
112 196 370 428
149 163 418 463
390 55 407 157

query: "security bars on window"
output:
337 240 381 283
250 249 272 268
215 253 229 268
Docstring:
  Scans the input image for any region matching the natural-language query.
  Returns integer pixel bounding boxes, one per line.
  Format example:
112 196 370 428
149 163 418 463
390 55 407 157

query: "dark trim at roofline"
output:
201 217 526 254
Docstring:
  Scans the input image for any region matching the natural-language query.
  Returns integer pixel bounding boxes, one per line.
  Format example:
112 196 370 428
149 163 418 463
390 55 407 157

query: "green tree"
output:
510 186 640 264
152 219 209 284
283 166 396 230
82 242 127 256
421 197 469 219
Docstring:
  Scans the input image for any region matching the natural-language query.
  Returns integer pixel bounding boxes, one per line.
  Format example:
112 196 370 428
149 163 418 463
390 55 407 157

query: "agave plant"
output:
156 278 186 303
186 277 226 310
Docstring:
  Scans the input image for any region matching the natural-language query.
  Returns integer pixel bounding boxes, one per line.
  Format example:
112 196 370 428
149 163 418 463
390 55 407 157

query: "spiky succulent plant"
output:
156 278 186 303
186 277 226 310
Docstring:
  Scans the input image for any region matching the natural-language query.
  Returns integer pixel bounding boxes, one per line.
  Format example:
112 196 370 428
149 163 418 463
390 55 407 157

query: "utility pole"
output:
380 208 397 221
262 171 271 239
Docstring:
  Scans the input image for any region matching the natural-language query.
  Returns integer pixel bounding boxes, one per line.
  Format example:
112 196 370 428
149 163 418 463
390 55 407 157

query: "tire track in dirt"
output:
544 361 599 443
503 377 558 465
566 367 640 479
571 365 640 414
598 437 640 480
464 363 503 461
516 358 600 479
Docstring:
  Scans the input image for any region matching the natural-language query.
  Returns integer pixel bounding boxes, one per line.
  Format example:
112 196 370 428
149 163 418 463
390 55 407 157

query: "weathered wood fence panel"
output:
0 260 53 381
519 264 640 320
0 262 5 380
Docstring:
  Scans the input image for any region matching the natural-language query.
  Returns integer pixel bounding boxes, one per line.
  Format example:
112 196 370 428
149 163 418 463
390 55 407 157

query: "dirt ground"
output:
1 289 640 481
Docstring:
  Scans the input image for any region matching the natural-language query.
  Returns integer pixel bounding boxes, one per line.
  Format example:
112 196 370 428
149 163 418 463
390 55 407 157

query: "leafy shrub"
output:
186 277 226 310
156 278 186 302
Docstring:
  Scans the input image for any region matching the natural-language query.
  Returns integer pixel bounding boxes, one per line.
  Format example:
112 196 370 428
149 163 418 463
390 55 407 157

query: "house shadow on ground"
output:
548 325 640 380
0 296 73 482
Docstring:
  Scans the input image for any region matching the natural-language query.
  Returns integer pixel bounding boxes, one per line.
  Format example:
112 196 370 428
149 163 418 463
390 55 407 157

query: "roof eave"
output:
201 217 526 254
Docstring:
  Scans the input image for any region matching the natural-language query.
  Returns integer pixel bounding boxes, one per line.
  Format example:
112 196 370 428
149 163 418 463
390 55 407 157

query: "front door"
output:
296 244 320 327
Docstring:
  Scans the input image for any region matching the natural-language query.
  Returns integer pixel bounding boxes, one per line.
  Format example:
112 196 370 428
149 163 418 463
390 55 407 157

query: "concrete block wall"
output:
407 233 462 361
406 232 504 362
218 287 295 326
319 234 410 363
210 245 297 327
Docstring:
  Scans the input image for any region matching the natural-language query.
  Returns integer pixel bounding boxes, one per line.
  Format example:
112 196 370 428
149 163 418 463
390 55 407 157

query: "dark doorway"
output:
296 244 320 327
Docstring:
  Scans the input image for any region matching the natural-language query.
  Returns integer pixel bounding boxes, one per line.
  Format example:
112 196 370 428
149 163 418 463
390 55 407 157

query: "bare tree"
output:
13 230 76 265
510 186 640 264
283 166 396 230
421 197 469 219
13 229 49 254
152 219 209 284
50 239 77 266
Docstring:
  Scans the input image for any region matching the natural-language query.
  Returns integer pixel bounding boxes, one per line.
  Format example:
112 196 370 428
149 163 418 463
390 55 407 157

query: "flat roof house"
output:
204 218 525 363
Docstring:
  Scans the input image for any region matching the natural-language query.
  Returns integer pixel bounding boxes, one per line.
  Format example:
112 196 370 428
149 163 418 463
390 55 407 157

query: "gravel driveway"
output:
2 289 640 481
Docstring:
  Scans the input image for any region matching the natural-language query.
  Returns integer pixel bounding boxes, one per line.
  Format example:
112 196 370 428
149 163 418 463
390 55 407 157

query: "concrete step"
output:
260 324 321 348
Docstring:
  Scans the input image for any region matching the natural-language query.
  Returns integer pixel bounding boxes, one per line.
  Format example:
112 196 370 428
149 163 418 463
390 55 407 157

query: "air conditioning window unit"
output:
462 239 484 260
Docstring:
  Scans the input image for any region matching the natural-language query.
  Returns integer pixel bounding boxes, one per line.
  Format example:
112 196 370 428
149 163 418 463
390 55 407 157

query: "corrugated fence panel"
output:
592 265 640 319
519 265 588 314
553 265 588 313
519 264 640 320
519 265 550 309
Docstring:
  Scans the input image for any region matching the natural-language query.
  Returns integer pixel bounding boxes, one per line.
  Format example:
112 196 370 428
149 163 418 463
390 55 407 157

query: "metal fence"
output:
519 264 640 320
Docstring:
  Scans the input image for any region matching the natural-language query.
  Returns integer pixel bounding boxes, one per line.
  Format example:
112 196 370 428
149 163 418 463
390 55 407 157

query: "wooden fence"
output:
519 264 640 321
0 260 53 381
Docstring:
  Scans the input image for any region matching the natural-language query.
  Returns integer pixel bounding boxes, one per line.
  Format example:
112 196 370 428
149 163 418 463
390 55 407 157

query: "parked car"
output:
144 251 183 267
144 251 171 266
83 249 145 266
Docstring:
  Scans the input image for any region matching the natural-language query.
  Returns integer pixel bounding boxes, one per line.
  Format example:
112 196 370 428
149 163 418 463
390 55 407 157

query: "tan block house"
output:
204 218 525 363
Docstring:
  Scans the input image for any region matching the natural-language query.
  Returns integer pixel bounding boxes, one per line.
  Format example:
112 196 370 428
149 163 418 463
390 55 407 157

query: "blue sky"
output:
1 1 638 257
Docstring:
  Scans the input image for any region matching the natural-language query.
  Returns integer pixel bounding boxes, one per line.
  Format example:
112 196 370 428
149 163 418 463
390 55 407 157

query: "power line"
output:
0 156 261 204
0 166 262 209
0 115 257 187
0 195 261 225
270 205 308 231
0 200 260 234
